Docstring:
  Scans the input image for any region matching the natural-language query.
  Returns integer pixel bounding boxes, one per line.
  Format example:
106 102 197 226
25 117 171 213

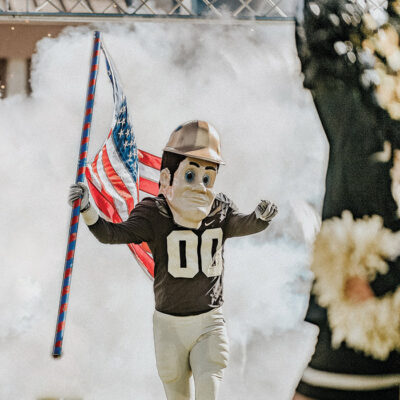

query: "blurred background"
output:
0 1 388 399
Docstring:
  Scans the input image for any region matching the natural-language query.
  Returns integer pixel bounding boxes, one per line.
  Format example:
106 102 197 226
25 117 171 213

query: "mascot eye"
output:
185 170 195 183
203 174 211 187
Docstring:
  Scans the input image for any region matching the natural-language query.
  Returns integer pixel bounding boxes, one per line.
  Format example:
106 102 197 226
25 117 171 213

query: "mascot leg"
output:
153 312 192 400
153 308 229 400
189 309 229 400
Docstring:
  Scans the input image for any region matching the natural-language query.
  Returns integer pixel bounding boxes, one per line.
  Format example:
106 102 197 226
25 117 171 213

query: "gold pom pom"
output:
311 212 400 360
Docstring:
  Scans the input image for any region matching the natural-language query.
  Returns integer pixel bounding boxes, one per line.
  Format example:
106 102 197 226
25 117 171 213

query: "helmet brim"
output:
163 147 225 165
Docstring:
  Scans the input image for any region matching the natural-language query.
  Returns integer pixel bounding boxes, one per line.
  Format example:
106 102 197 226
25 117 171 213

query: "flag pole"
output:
52 31 101 358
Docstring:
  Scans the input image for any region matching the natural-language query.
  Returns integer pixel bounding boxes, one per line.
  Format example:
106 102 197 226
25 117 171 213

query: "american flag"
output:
85 42 160 279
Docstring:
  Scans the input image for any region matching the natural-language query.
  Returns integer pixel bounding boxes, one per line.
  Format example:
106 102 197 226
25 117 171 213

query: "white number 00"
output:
167 228 223 278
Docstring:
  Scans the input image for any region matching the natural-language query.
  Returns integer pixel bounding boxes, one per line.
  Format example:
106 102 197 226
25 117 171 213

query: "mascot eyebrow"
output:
189 161 217 171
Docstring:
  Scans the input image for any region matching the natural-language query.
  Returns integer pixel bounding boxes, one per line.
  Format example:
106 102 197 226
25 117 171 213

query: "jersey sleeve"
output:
87 198 154 245
220 194 271 239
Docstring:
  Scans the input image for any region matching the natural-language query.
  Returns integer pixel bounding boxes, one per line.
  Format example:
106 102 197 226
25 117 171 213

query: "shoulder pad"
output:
155 196 172 218
215 193 238 211
209 193 237 221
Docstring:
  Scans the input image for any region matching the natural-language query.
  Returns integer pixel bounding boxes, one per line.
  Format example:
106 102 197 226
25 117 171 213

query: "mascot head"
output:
159 120 224 229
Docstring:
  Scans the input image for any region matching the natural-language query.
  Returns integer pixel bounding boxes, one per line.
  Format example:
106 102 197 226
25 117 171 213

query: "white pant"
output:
153 307 229 400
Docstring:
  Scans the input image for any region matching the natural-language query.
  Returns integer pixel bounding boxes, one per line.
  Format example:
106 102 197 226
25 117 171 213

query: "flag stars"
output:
126 154 133 165
128 149 135 159
117 117 126 126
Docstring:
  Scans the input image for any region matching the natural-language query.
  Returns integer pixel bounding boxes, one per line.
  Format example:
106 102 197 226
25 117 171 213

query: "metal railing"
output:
0 0 296 22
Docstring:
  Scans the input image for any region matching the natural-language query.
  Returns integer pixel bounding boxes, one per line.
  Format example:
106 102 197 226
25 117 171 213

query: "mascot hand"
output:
256 200 278 222
68 182 90 212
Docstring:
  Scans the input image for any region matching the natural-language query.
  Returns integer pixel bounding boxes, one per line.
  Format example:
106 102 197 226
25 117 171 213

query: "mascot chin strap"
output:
311 210 400 360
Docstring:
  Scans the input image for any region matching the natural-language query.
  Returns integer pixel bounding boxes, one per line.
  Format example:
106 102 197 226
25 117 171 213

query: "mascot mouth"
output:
185 195 210 205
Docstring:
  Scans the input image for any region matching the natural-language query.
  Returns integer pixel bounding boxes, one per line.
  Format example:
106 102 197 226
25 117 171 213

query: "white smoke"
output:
0 21 326 399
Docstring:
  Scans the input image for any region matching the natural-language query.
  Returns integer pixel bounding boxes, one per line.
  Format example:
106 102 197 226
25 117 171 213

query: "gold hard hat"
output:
164 120 225 165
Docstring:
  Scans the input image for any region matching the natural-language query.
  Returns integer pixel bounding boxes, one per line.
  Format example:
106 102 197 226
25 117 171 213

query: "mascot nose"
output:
192 182 207 193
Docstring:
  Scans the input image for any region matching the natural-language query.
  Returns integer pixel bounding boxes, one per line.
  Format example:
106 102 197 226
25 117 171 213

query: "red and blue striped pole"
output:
53 31 101 358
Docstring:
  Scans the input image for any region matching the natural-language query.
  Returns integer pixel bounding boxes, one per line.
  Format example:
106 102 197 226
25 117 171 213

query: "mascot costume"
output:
69 120 278 400
295 1 400 399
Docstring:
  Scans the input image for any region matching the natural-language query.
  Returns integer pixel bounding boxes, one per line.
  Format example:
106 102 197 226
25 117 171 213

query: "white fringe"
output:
311 211 400 360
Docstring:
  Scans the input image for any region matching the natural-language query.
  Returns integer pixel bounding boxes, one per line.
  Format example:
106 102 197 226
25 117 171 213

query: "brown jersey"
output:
88 193 270 316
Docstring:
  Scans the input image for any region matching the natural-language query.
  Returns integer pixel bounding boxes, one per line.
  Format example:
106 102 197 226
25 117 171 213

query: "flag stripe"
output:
139 149 162 170
90 153 121 221
128 243 154 277
139 177 159 196
106 136 138 204
101 144 135 214
139 162 160 183
139 241 152 253
87 168 121 222
96 148 129 221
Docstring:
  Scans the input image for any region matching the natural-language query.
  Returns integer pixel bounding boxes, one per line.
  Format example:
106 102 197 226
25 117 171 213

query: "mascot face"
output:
159 157 218 229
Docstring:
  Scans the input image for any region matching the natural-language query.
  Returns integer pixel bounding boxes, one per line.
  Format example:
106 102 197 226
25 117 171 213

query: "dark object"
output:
295 0 400 398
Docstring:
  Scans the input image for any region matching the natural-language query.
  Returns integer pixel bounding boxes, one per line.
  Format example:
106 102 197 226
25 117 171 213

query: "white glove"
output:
68 182 90 212
255 200 278 222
